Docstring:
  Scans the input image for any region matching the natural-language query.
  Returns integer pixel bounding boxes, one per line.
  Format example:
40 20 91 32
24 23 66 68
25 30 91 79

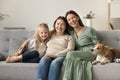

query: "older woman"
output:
37 16 75 80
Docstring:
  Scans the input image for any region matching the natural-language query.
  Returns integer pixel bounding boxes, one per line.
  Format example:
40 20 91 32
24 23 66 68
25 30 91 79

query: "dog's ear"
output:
103 46 109 56
98 40 102 44
96 42 100 45
96 41 103 44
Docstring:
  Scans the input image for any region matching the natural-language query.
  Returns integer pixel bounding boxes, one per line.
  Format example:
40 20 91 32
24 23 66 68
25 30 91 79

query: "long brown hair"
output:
65 10 84 31
51 16 69 35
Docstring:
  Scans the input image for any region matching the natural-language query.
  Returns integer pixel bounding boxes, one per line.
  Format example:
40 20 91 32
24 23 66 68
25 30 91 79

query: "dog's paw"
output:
101 61 109 65
101 62 106 65
92 60 99 65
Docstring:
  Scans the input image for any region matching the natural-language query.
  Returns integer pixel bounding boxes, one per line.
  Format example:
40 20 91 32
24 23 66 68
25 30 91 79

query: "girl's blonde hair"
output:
33 23 49 50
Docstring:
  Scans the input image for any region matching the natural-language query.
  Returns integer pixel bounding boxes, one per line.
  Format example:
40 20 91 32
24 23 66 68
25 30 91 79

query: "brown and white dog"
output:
91 42 120 65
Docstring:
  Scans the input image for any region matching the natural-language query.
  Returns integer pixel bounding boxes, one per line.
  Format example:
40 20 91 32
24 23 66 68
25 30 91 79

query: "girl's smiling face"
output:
39 27 49 41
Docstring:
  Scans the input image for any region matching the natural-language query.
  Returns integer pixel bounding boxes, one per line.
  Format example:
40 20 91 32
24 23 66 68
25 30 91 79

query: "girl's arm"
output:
14 40 29 56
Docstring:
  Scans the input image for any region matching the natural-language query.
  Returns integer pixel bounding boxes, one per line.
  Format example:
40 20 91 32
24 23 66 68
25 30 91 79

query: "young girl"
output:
5 23 50 63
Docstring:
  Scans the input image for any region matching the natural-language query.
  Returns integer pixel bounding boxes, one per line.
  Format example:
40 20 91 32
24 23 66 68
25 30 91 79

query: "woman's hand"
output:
45 53 58 58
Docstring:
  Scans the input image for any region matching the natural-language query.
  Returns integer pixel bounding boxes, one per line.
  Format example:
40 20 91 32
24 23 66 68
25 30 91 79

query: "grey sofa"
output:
0 29 120 80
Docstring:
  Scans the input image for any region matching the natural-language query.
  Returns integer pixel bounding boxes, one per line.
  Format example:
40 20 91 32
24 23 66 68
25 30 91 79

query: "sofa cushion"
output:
9 38 26 56
97 30 120 50
0 30 10 58
0 61 38 80
93 63 120 80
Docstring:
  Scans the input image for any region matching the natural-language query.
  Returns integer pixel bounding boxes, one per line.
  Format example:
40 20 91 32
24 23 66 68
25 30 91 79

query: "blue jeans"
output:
22 50 41 63
37 56 64 80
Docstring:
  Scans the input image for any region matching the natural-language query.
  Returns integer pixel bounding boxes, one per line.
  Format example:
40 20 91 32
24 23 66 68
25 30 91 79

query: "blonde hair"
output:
33 23 49 51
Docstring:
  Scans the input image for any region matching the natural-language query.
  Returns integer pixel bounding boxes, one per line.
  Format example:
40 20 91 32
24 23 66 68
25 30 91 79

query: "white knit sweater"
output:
46 34 75 57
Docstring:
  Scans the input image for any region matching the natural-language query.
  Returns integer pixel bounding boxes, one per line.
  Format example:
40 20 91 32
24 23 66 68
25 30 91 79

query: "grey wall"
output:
0 0 109 30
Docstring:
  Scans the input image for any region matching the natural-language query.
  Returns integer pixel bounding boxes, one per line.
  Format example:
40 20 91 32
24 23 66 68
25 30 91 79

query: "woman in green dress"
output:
59 10 99 80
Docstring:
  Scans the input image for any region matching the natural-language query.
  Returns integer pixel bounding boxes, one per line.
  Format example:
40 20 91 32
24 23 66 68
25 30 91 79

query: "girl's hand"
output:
14 52 21 56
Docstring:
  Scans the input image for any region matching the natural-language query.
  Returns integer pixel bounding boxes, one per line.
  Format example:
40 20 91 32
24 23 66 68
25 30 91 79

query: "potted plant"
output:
0 13 8 21
83 11 94 27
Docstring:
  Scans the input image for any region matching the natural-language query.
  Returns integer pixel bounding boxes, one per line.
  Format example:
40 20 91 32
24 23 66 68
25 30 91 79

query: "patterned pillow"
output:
9 38 26 56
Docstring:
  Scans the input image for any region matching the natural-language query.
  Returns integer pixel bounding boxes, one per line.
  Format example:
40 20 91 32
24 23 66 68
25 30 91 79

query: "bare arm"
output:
14 40 29 56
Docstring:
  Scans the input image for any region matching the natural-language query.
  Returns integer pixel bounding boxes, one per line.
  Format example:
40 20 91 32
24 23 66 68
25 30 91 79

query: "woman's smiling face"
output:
66 13 79 28
55 19 66 35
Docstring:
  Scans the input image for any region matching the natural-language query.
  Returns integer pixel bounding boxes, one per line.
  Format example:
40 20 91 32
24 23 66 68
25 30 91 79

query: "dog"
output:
91 42 113 65
110 48 120 59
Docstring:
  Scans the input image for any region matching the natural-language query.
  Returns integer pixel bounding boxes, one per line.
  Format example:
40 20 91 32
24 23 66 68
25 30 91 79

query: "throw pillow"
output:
0 53 4 61
9 38 26 56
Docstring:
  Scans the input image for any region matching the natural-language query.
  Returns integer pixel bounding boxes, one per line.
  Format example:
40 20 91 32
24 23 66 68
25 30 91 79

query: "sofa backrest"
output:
0 29 120 59
0 30 34 59
97 30 120 50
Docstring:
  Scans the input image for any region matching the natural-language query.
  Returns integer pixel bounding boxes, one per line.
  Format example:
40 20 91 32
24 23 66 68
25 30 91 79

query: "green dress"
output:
59 27 98 80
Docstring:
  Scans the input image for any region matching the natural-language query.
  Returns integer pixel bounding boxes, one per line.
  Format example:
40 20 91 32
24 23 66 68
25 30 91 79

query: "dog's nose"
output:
91 49 94 52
